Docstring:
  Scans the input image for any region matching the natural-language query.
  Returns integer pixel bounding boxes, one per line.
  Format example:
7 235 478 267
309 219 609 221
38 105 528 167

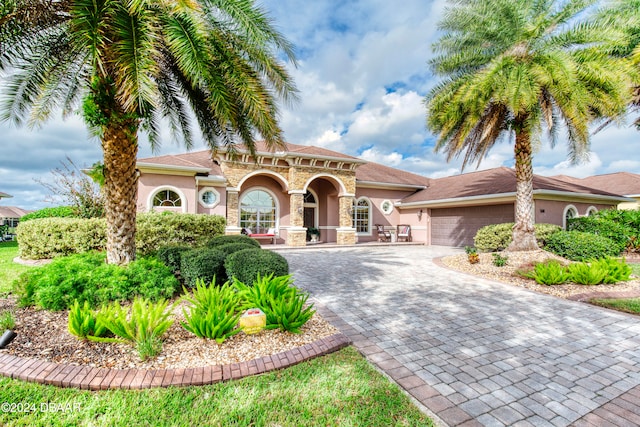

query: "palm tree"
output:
426 0 634 251
0 0 297 264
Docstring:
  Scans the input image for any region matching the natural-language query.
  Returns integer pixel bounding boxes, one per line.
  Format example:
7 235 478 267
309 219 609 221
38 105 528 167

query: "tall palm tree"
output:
0 0 297 264
426 0 634 251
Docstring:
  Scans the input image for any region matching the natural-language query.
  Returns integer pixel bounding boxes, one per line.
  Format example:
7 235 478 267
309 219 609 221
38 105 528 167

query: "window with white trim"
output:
563 205 578 229
240 189 277 234
198 187 220 208
352 198 371 234
153 189 182 207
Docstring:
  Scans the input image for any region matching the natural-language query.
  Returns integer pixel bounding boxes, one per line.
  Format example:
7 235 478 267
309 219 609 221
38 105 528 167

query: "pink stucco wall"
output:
534 199 616 227
354 188 416 242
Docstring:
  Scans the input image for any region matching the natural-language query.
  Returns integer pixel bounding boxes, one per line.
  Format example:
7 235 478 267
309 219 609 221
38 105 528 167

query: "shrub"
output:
569 209 640 253
181 279 243 343
136 212 226 256
474 223 561 252
17 217 106 259
13 252 178 310
567 262 608 286
206 234 260 248
20 206 77 222
156 245 192 274
234 274 315 334
545 231 623 261
180 248 227 288
225 248 289 285
67 300 110 339
528 260 570 285
214 243 258 257
492 253 508 267
592 258 632 284
96 297 174 360
16 212 225 259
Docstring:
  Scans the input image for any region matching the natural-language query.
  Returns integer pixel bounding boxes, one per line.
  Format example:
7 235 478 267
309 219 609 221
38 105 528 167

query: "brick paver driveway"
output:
281 245 640 427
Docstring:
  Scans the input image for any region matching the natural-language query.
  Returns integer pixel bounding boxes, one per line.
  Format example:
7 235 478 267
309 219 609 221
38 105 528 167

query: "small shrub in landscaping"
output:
0 310 15 330
13 252 178 310
20 206 77 222
465 246 479 264
474 223 561 252
492 253 508 267
156 245 192 274
234 274 315 334
180 248 227 288
67 300 110 340
591 258 632 284
206 234 260 248
97 297 174 360
181 279 243 343
545 231 623 261
529 260 570 285
567 262 608 286
225 248 289 285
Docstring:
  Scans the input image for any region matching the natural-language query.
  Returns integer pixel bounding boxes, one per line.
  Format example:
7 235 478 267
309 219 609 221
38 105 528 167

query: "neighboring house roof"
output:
399 167 631 206
0 192 12 199
356 161 431 189
0 206 30 218
553 172 640 197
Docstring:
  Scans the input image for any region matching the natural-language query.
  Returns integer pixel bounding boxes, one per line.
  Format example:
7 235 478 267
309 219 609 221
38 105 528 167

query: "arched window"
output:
153 189 182 207
586 206 598 216
240 189 277 233
352 197 371 234
563 205 578 229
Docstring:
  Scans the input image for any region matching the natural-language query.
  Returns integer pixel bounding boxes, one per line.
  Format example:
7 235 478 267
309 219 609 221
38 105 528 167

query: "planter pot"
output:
0 330 16 349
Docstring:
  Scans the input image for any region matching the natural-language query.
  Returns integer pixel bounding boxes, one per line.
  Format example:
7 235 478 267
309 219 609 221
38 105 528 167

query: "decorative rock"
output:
239 309 266 335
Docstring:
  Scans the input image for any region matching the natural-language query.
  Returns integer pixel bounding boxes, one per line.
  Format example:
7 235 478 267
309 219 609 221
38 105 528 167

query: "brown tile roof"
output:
553 172 640 196
0 206 31 218
355 161 431 187
401 167 626 204
138 151 223 175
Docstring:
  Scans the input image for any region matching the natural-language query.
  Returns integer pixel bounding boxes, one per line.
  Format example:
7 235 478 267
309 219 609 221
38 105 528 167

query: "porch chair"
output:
375 224 391 242
397 224 412 242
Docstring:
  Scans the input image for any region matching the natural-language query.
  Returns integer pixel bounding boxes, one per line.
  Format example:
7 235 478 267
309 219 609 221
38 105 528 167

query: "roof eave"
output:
137 162 211 174
532 189 634 203
357 180 427 191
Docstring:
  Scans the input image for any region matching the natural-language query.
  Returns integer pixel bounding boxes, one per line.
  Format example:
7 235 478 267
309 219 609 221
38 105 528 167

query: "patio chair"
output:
375 224 391 242
397 224 412 242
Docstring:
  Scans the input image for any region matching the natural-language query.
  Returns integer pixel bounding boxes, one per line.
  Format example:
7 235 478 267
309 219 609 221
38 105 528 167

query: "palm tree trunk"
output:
507 128 539 251
102 120 139 265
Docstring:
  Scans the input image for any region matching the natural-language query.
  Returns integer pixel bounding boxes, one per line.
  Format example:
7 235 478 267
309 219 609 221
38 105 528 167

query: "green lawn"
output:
0 347 432 427
0 243 432 426
0 241 33 295
631 263 640 278
590 298 640 315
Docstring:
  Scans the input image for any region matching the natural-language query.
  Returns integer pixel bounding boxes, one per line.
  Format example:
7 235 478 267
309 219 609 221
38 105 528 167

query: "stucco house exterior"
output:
136 142 632 247
553 172 640 210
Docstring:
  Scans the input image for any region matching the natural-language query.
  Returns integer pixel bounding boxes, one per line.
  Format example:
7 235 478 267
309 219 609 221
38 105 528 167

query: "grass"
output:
0 241 33 295
590 298 640 315
0 347 433 427
631 263 640 278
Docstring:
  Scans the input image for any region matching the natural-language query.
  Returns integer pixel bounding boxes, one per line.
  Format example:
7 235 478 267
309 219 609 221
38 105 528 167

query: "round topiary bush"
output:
180 248 228 288
214 242 258 257
206 234 261 248
474 222 561 252
225 248 289 285
156 245 192 274
544 230 624 261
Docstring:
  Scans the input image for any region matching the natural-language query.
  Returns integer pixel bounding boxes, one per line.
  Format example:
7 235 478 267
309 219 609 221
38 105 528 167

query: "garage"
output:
430 204 514 247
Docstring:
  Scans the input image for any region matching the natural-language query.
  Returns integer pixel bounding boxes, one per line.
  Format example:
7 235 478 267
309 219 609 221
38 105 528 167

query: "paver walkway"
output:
281 245 640 427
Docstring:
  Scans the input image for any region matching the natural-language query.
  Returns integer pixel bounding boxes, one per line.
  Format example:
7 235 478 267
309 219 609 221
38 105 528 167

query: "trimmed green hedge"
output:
206 234 261 248
225 248 289 285
13 252 178 310
545 230 624 261
20 206 77 222
16 212 226 259
568 209 640 252
156 245 192 274
180 248 228 288
474 223 561 252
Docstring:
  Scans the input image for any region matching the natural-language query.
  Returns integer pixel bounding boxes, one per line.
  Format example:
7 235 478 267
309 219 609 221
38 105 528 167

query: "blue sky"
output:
1 0 639 210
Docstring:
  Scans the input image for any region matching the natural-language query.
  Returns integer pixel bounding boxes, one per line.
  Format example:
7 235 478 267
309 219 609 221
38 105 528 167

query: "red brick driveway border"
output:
0 333 350 390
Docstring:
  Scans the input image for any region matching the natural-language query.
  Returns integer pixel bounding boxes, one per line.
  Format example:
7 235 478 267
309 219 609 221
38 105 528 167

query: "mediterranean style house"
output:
136 142 633 247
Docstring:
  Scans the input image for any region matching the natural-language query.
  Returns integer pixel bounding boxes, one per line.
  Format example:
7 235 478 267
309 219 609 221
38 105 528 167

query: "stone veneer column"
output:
287 191 307 246
337 195 356 245
225 190 242 235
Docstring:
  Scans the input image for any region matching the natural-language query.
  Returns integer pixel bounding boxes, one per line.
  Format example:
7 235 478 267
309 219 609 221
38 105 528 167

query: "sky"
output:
1 0 639 211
